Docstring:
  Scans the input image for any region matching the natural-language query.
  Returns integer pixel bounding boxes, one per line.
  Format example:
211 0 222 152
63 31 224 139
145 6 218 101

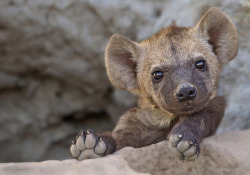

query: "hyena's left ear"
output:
194 7 239 64
105 34 142 94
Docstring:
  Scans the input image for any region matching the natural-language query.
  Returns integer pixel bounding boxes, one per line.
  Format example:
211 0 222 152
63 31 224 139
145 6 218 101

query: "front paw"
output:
70 129 106 161
169 132 200 161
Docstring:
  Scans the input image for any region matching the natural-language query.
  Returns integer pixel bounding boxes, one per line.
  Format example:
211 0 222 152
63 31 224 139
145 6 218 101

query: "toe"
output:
85 130 97 149
94 138 106 155
70 143 80 158
177 140 192 153
183 144 197 157
169 134 182 147
170 147 184 160
76 133 86 151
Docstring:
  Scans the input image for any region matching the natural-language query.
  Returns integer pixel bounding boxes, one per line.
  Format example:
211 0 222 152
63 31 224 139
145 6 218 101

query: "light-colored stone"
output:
0 0 249 162
1 130 250 175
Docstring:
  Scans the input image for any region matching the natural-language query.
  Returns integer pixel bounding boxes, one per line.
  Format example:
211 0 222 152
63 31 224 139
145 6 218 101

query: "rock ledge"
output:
0 130 250 175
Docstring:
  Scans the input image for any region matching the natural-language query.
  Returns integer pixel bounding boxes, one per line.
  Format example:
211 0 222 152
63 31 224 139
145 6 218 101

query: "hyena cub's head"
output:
105 8 238 115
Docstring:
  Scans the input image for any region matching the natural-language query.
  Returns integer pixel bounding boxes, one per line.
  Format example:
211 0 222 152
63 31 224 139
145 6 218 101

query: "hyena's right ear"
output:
105 34 142 94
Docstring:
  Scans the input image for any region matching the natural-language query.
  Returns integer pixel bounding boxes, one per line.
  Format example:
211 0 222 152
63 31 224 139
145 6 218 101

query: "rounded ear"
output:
105 34 142 94
194 7 238 64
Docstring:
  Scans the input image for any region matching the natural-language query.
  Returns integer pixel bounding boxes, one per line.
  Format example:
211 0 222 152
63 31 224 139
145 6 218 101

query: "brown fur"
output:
74 8 238 160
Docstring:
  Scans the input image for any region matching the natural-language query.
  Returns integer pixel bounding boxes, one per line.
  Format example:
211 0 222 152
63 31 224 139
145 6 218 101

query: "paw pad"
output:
70 130 106 161
169 134 199 161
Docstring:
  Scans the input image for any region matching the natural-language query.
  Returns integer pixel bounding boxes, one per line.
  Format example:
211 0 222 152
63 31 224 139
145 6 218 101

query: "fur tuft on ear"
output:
194 7 238 64
105 34 142 94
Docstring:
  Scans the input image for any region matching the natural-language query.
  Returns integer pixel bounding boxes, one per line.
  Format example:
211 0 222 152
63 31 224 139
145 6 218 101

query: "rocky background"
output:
0 0 249 162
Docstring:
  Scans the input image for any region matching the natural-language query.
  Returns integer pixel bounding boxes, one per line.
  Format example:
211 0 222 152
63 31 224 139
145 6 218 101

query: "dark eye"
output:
152 71 164 82
195 60 206 70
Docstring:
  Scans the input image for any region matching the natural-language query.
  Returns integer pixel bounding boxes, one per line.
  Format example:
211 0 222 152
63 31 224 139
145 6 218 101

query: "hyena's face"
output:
138 26 223 115
105 8 238 116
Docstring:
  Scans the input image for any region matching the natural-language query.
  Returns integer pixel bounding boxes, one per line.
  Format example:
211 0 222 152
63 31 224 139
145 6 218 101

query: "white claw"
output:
177 134 182 138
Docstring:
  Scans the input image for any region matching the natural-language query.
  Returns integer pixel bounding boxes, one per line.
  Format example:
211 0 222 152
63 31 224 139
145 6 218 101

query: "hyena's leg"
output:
70 108 170 161
112 108 171 150
168 96 226 160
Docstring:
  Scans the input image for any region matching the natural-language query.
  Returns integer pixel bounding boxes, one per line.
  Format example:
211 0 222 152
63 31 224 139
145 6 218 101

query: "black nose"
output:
175 84 197 102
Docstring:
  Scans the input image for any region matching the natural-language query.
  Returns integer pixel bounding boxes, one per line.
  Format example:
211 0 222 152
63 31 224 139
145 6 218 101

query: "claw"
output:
177 134 182 138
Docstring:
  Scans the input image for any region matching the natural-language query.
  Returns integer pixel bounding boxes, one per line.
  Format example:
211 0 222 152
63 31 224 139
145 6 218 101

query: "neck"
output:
137 96 177 129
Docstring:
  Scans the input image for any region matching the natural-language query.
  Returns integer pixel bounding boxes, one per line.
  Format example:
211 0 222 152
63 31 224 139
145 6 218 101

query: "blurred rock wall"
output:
0 0 249 162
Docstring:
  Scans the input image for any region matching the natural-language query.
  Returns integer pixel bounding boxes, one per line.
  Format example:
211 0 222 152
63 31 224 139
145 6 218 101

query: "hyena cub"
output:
70 7 238 161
